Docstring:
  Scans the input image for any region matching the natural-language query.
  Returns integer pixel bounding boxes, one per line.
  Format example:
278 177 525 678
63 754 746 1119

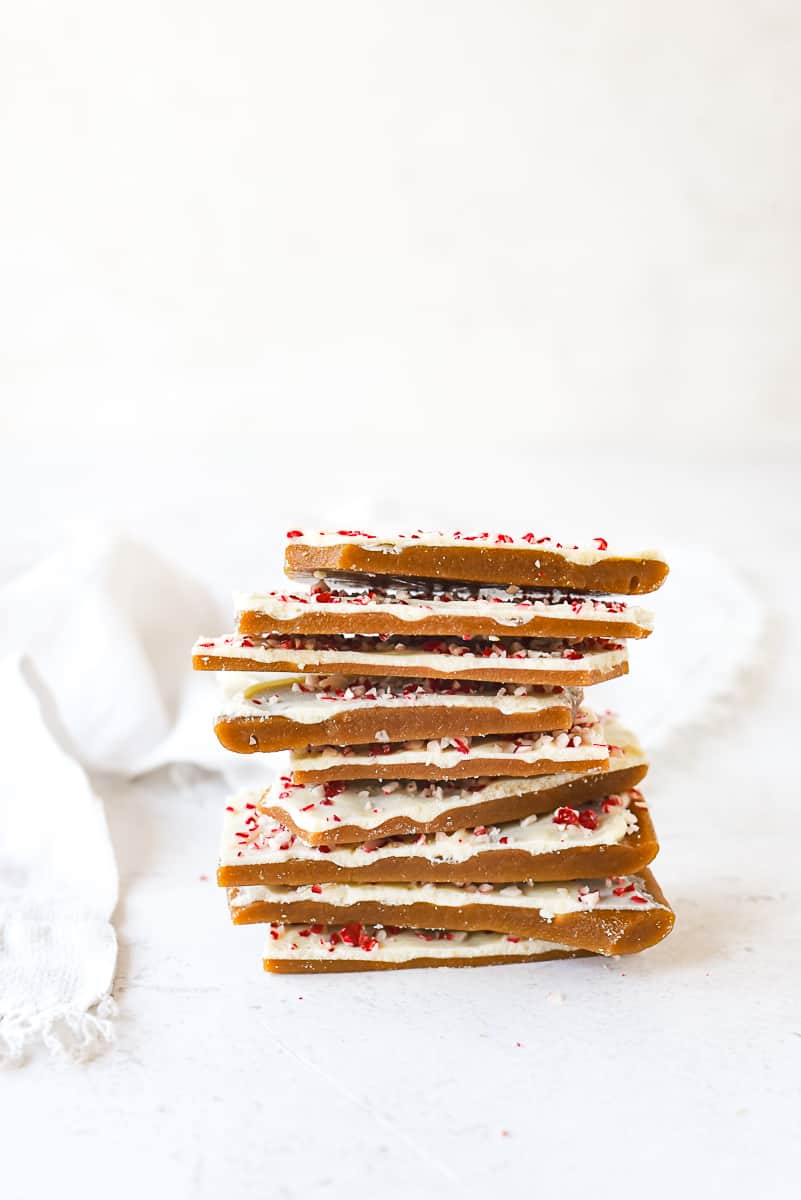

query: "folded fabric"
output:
0 658 117 1064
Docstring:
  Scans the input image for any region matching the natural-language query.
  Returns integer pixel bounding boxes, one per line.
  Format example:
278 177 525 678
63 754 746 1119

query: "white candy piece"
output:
261 718 639 834
217 674 581 726
235 584 654 633
194 634 628 679
263 925 577 963
290 705 604 771
284 529 664 568
242 873 665 922
219 789 640 869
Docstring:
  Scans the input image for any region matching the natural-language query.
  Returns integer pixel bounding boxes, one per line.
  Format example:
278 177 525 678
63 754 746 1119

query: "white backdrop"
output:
2 0 800 451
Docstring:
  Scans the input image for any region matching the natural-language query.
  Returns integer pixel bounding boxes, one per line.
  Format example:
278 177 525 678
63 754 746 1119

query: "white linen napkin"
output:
0 658 117 1064
0 529 763 1064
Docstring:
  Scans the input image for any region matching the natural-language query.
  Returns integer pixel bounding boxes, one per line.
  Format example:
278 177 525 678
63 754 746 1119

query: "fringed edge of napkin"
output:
0 994 117 1068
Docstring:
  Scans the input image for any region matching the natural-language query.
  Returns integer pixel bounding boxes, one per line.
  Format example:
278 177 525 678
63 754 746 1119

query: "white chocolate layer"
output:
285 530 664 568
267 717 639 835
263 925 576 962
194 634 627 678
236 586 654 633
239 873 663 919
220 789 641 868
290 705 604 771
217 674 581 725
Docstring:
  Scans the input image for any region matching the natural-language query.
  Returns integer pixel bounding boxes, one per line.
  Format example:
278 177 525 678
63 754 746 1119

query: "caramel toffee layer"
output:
260 718 643 844
218 788 657 886
289 707 606 782
215 675 581 754
283 531 669 594
263 926 588 973
247 869 674 960
236 583 654 641
194 632 628 687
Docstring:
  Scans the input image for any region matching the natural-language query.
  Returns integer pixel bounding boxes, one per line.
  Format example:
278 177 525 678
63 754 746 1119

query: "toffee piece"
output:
239 873 676 955
289 707 606 782
193 632 628 687
258 718 644 844
262 926 587 973
284 530 669 594
218 788 657 886
215 675 581 754
236 584 654 640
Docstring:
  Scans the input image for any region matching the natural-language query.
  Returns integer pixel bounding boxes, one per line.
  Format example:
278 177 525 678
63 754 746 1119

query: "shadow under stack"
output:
193 529 674 973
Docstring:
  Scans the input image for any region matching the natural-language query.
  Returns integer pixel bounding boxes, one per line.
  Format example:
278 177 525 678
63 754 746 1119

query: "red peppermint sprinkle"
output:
578 810 598 830
318 845 331 854
553 806 580 826
300 803 315 812
631 895 648 904
311 884 322 894
506 936 520 943
339 923 363 946
324 781 346 799
613 883 635 896
593 537 608 551
240 637 254 648
286 530 303 538
453 738 470 755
